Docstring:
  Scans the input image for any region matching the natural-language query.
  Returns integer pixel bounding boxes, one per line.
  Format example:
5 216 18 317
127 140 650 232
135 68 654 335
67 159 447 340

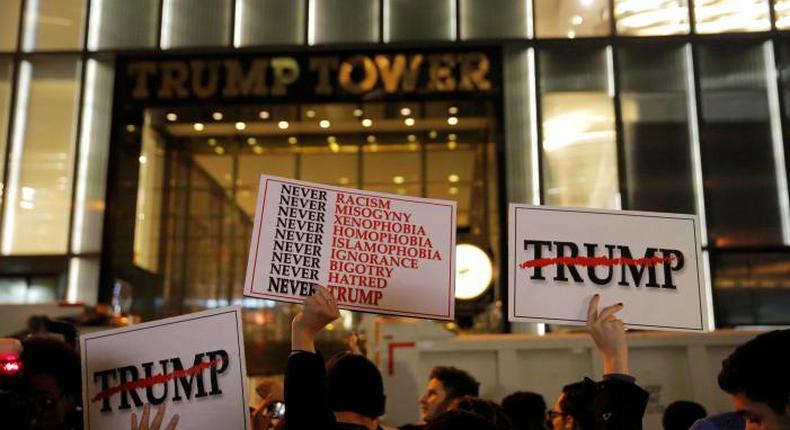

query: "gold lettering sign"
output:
338 55 378 95
223 59 269 97
375 54 423 93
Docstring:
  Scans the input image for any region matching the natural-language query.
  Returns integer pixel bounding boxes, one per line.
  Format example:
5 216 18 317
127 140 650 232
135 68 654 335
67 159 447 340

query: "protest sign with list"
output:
244 175 456 320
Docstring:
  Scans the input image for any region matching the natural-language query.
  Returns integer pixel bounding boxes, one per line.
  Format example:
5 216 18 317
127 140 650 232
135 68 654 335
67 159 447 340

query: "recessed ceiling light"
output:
447 117 458 126
448 106 459 115
319 119 331 129
448 141 458 150
393 176 405 184
212 112 223 121
235 122 246 130
448 174 460 183
259 111 270 119
288 136 298 145
353 108 364 117
400 107 411 116
306 110 316 118
429 130 438 139
253 145 264 154
448 133 457 141
247 137 257 145
278 121 289 129
404 118 415 127
166 113 178 122
193 122 204 131
361 118 372 127
407 134 416 142
367 135 376 143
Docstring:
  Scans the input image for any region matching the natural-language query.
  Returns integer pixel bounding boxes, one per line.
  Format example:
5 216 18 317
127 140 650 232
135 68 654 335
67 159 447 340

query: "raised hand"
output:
131 403 179 430
291 285 340 353
586 294 629 375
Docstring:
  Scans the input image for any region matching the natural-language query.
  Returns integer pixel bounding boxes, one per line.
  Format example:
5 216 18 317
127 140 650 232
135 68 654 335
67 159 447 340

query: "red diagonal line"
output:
519 255 675 269
91 359 221 403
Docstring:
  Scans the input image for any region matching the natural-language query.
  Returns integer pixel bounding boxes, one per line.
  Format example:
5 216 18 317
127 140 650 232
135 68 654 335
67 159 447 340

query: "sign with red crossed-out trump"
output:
509 205 713 332
244 175 457 320
81 307 249 429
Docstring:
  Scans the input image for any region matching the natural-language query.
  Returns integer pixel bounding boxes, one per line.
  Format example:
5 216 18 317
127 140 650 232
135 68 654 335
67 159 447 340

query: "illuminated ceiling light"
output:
400 107 412 116
259 110 270 119
448 106 459 115
327 136 337 143
448 141 458 150
193 122 205 131
567 30 577 38
369 143 379 152
448 133 457 141
571 15 584 25
252 145 264 154
288 136 298 145
429 130 438 139
367 135 376 143
447 116 458 126
408 143 419 151
166 112 178 122
407 134 417 142
353 108 364 117
215 146 225 154
247 137 257 145
329 142 340 153
338 177 350 185
212 112 223 120
448 186 459 195
306 109 316 118
404 118 415 127
580 0 593 6
126 124 136 133
392 176 405 184
319 119 331 129
278 120 289 129
448 174 460 183
361 118 373 127
235 121 246 130
208 138 217 147
454 243 493 300
138 155 147 164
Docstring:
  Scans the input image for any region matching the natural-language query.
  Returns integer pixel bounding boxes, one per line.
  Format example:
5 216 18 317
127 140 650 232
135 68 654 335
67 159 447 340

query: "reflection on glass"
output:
426 147 475 227
0 0 22 51
161 0 231 49
460 0 529 39
134 116 166 272
694 0 770 34
363 150 421 196
618 44 697 214
235 0 305 46
539 47 618 209
698 41 788 245
22 0 85 51
777 0 790 29
2 57 81 255
311 0 380 44
0 60 12 201
385 0 455 42
614 0 689 35
535 0 610 38
88 0 159 49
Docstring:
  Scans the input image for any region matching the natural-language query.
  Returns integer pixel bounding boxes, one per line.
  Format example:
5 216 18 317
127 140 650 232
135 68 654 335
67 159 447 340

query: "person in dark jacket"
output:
546 294 649 430
285 285 386 430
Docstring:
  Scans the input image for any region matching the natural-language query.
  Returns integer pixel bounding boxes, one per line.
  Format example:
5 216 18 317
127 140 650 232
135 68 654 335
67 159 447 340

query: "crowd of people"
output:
1 288 789 430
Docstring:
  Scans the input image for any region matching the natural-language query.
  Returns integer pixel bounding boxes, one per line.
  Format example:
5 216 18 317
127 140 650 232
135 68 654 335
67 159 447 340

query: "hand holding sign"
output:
586 295 628 375
131 403 179 430
291 285 340 353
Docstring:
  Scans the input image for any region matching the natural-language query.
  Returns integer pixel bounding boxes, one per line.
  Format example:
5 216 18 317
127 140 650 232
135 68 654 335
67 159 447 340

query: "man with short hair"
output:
396 365 480 429
717 329 790 430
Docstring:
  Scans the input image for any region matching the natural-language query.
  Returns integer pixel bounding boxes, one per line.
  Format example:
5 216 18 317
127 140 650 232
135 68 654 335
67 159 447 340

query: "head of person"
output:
425 410 498 430
450 395 512 430
21 337 81 430
549 379 596 430
419 366 480 422
663 401 707 430
502 391 546 430
718 329 790 430
326 352 386 422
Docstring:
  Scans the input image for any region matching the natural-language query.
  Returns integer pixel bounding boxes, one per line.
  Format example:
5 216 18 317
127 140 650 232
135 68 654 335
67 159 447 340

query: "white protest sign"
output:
244 175 456 320
81 307 249 429
508 205 713 332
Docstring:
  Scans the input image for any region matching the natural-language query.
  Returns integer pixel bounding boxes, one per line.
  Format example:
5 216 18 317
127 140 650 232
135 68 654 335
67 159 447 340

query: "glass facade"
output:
0 0 788 330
